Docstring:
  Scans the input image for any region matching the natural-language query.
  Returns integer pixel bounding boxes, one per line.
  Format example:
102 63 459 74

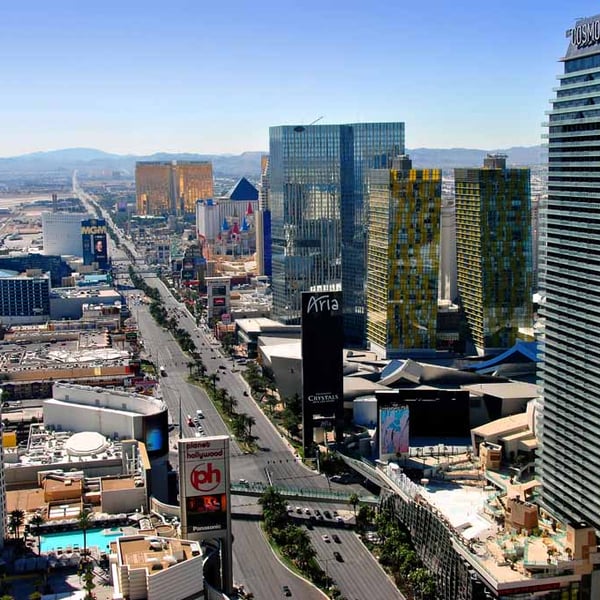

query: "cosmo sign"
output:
181 436 228 498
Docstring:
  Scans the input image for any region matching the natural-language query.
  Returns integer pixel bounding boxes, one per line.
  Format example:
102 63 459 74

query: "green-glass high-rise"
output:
454 155 532 355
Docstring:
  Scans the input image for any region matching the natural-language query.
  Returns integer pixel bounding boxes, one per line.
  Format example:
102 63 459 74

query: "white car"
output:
321 534 330 543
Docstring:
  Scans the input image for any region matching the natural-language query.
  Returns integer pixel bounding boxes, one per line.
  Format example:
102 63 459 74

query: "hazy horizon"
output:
2 1 597 155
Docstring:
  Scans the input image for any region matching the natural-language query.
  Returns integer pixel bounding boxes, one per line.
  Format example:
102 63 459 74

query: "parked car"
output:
321 534 330 543
333 551 344 562
332 534 341 544
282 585 292 597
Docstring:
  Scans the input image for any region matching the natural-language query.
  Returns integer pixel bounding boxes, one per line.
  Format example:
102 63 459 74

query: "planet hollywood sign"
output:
570 19 600 49
182 439 227 496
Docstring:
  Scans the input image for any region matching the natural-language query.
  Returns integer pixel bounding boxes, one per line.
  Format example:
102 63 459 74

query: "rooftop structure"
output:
111 535 204 600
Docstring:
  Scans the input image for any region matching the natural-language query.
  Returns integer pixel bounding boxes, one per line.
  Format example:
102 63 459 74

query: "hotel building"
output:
539 13 600 531
136 161 213 216
455 155 532 355
366 156 442 357
269 122 404 344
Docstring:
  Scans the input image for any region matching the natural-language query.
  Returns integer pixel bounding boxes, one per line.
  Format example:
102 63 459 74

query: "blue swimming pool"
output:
40 527 123 553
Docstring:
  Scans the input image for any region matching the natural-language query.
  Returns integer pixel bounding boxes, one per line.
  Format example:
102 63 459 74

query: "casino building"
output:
539 12 600 533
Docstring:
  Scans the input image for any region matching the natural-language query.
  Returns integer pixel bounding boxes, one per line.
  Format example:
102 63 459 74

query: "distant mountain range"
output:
0 145 546 179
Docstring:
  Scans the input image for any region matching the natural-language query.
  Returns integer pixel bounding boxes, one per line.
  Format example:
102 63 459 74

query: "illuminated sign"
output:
301 291 344 453
81 225 107 235
569 19 600 49
378 405 410 460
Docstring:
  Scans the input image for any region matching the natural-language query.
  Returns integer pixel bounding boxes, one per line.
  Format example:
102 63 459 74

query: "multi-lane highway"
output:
72 177 404 600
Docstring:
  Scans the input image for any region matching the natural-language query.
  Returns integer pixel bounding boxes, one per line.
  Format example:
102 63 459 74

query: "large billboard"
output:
142 410 169 458
81 219 108 268
378 405 410 460
178 435 231 538
301 291 344 454
376 389 470 441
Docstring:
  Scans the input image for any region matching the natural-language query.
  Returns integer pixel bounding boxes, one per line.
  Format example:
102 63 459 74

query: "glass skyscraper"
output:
366 157 442 357
269 122 404 344
539 14 600 530
454 156 532 355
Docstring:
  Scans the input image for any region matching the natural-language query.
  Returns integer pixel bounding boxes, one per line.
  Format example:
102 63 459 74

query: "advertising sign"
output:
142 410 169 457
81 219 108 267
178 435 230 537
378 405 410 460
376 389 470 440
301 291 344 453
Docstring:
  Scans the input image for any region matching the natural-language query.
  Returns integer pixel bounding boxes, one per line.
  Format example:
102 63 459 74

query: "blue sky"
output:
1 1 598 156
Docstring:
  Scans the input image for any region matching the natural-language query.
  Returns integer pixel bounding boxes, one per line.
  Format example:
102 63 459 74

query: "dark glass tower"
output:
539 14 600 530
269 122 404 344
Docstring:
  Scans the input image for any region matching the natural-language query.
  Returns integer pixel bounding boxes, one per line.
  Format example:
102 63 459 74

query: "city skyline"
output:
2 1 599 156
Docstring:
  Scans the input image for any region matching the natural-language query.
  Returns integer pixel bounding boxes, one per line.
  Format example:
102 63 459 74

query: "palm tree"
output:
244 415 256 441
186 361 194 377
232 414 247 440
29 513 45 554
78 509 93 557
348 492 360 519
9 509 24 540
208 373 219 398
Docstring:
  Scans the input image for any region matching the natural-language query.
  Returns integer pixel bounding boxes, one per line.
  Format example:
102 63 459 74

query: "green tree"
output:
232 414 247 440
258 487 287 533
348 492 360 519
78 509 93 557
9 509 24 539
244 415 256 441
29 513 45 554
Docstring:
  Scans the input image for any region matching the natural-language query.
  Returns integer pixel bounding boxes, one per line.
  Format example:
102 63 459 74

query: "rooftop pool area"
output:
40 527 123 554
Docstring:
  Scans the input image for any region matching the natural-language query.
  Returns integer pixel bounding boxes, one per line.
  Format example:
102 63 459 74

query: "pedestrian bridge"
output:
230 481 378 505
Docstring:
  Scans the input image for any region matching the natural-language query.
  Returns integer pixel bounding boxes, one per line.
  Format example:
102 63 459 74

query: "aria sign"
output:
569 19 600 49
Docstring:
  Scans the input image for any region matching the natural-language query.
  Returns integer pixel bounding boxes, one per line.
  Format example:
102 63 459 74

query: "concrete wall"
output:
5 457 123 489
147 555 204 600
44 400 138 441
102 485 146 514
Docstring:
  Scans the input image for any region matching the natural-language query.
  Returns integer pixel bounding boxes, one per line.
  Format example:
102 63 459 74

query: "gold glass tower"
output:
366 157 442 357
136 161 213 215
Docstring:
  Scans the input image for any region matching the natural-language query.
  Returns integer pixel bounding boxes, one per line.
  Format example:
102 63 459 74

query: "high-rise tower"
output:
366 156 442 357
269 122 404 344
454 155 532 355
539 14 600 530
136 161 213 215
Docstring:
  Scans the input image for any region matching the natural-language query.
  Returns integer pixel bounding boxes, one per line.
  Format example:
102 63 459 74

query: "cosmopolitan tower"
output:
539 14 600 530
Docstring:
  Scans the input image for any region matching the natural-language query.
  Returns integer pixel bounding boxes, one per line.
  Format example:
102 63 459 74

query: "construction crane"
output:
308 116 324 126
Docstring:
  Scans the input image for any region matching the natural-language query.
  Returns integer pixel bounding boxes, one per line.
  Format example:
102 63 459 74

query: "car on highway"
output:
295 506 302 514
186 415 194 426
304 508 311 515
333 551 343 562
282 585 292 597
321 534 330 543
196 409 204 419
332 534 341 544
323 510 332 519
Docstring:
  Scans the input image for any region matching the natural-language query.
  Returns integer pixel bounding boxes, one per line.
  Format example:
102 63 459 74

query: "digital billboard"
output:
376 389 470 440
81 219 108 268
178 435 231 537
378 405 410 460
301 291 344 454
142 409 169 458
